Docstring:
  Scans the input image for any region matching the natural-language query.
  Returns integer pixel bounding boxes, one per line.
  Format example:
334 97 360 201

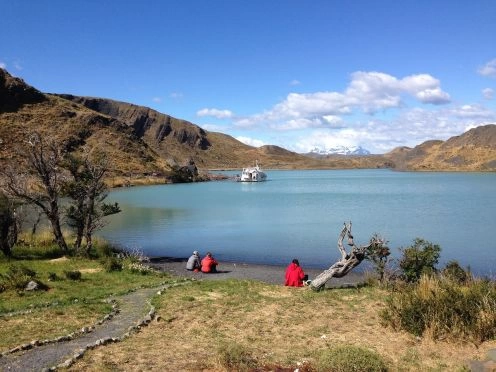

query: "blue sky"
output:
2 0 495 153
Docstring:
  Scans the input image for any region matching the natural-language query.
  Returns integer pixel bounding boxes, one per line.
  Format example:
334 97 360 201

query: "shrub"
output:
399 238 441 282
101 257 123 272
127 262 154 275
0 264 37 290
316 345 388 372
216 342 258 371
380 276 496 343
442 260 470 284
365 234 391 283
64 270 82 281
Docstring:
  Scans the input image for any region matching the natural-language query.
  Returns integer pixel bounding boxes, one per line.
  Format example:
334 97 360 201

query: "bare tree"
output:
310 222 385 291
0 132 68 251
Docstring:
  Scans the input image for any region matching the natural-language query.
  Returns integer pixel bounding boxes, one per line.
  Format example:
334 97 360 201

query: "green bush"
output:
216 342 257 371
399 238 441 282
442 260 470 284
0 264 37 290
101 257 123 272
316 345 388 372
64 270 82 281
381 276 496 343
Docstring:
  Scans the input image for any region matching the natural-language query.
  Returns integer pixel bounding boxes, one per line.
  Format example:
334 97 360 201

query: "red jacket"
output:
201 255 218 273
285 262 305 287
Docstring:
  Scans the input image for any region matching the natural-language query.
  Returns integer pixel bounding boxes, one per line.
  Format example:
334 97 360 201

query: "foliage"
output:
101 257 123 272
216 342 258 371
442 260 470 284
62 152 121 254
0 192 18 257
399 238 441 282
365 234 391 282
316 345 388 371
0 264 37 290
380 275 496 343
64 270 82 280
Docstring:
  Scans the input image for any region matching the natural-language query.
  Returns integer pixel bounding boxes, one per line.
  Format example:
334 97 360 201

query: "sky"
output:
1 0 496 154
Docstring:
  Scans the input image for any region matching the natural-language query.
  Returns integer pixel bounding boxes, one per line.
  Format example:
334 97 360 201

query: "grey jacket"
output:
186 254 201 270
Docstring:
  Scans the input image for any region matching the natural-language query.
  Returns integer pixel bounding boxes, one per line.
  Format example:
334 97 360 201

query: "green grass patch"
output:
316 345 388 371
0 256 172 350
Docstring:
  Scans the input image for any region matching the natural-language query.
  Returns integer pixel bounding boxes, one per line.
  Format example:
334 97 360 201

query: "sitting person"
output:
285 258 306 287
201 251 218 273
186 251 201 271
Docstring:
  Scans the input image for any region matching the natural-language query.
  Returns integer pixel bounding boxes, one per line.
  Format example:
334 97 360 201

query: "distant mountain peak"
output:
308 145 371 156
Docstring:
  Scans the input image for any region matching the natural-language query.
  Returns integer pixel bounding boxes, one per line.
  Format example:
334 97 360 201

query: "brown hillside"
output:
1 68 495 174
385 124 496 171
0 69 168 180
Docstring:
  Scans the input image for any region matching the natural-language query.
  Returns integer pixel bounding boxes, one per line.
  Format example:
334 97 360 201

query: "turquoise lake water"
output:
100 169 496 275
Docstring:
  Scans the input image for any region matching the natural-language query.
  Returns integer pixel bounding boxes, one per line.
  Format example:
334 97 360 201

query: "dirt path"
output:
0 286 164 372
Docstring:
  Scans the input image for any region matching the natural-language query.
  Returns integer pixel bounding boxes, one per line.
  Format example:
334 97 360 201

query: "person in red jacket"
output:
285 258 306 287
201 251 218 273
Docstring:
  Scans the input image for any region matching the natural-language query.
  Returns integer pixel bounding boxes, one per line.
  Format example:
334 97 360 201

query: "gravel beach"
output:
149 257 365 288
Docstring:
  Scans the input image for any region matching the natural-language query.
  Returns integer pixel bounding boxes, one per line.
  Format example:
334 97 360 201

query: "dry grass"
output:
70 279 495 371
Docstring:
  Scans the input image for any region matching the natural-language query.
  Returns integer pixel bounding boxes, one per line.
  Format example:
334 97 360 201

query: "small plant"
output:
64 270 82 281
366 234 391 283
47 272 59 281
316 345 388 371
399 238 441 282
216 342 258 371
442 260 470 284
0 264 37 290
127 262 154 275
101 257 123 272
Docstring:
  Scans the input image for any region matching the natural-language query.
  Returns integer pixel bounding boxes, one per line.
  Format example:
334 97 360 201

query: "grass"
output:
381 275 496 343
0 256 171 350
68 279 496 371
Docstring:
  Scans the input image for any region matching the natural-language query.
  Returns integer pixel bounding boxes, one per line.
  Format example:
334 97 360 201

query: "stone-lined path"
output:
0 283 185 371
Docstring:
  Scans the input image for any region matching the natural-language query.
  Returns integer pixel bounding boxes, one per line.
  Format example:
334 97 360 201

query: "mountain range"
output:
308 145 371 156
1 68 495 184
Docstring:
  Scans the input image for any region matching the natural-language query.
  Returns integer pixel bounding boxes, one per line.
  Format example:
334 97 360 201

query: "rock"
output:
25 280 39 291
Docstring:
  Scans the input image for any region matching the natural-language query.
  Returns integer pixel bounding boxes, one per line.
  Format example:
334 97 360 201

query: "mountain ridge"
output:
1 68 495 178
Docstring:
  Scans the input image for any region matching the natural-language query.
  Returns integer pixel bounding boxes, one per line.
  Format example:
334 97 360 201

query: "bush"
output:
316 345 388 372
442 260 470 284
216 342 258 371
0 264 37 290
399 238 441 282
64 270 82 281
381 276 496 343
101 257 123 272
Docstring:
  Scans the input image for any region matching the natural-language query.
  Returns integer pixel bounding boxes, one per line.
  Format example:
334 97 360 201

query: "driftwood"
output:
310 221 379 291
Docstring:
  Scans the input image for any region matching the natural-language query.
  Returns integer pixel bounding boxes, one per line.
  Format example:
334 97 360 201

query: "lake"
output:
100 169 496 276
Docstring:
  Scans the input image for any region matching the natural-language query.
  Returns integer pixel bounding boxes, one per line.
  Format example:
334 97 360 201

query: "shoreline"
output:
149 256 366 287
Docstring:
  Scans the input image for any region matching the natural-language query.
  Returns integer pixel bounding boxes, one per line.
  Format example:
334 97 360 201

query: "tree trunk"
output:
310 222 370 291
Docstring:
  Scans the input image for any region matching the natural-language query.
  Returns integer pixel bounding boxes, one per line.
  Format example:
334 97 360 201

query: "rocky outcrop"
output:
0 69 46 112
56 95 211 151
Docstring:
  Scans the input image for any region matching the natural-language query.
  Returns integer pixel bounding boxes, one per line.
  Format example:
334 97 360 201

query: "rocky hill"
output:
385 125 496 171
1 68 495 177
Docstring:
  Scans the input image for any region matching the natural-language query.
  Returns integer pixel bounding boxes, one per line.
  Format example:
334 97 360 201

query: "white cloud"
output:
169 92 184 99
240 71 451 132
197 108 233 119
235 136 265 147
289 79 301 86
201 123 228 132
152 97 162 103
482 88 494 100
0 62 6 69
478 58 496 77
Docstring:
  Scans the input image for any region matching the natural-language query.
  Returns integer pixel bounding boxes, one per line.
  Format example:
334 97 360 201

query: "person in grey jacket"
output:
186 251 201 271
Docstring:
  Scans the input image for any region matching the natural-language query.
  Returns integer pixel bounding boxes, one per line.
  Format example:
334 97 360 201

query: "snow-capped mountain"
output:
308 145 371 156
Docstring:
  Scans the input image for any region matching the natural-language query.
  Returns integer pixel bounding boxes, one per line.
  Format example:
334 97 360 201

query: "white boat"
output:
239 161 267 182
